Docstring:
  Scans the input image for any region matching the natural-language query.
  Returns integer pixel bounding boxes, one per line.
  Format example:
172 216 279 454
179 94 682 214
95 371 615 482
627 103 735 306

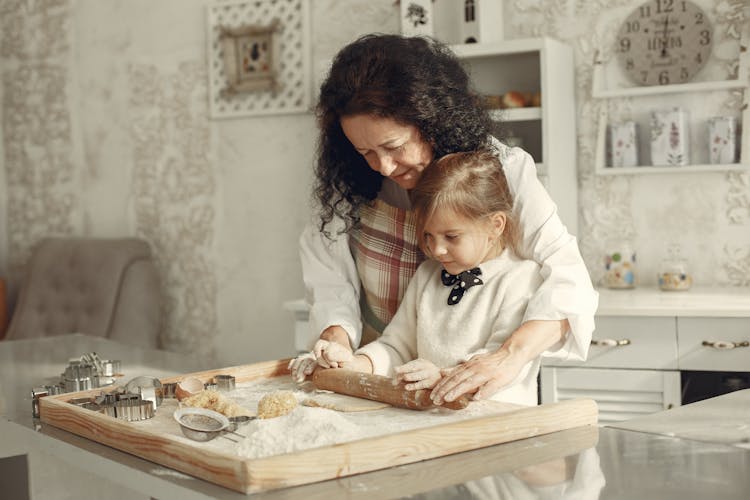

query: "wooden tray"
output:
39 359 598 494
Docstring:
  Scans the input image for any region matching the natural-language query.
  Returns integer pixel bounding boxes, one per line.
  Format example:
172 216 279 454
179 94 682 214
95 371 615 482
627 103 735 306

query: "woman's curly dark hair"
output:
314 34 492 237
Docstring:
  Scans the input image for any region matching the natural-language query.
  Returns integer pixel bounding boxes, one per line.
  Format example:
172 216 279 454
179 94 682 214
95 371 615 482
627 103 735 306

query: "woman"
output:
293 34 598 405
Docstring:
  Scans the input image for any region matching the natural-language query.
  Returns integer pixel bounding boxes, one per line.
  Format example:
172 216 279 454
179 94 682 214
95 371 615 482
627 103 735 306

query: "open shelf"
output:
454 37 577 232
451 38 548 58
489 107 542 122
591 20 749 176
597 163 750 175
593 78 746 99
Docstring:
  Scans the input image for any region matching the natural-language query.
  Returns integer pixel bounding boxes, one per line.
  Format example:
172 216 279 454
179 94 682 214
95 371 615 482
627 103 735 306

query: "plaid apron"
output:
349 198 426 346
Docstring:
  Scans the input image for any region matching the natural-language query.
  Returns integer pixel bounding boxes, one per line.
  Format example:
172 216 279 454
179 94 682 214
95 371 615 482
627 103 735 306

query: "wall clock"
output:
616 0 713 86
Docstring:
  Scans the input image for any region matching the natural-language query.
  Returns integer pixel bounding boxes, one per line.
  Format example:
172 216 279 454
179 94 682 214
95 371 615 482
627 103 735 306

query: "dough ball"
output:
257 390 298 419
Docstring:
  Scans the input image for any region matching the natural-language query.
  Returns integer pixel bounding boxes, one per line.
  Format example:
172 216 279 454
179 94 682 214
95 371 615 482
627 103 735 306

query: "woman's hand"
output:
288 346 370 382
430 319 570 405
313 338 354 368
430 350 526 404
315 325 354 368
288 325 354 382
395 359 442 391
315 341 373 373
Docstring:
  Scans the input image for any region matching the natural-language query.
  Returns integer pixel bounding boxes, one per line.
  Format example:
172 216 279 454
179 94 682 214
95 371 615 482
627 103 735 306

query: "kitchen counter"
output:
2 335 749 499
596 286 750 317
610 388 750 448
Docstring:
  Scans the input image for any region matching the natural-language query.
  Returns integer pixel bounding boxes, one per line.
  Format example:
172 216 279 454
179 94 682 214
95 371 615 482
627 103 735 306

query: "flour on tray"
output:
134 377 518 460
237 406 362 459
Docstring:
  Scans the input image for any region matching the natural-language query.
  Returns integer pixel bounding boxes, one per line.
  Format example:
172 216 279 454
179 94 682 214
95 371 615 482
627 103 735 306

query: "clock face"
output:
616 0 713 86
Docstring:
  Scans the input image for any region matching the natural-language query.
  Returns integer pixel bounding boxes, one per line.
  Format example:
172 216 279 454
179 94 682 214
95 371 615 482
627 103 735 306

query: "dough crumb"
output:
257 390 298 419
181 390 251 417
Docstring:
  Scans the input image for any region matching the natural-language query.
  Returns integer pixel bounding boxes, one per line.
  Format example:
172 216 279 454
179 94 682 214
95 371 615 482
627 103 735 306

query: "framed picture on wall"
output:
207 0 311 118
219 20 280 95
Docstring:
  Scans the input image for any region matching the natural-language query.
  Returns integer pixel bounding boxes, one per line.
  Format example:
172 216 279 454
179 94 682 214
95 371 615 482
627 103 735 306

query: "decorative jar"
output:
658 245 693 291
604 246 636 289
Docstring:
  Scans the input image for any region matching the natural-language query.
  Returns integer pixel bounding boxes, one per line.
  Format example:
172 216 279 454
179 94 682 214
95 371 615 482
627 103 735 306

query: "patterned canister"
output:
708 116 738 165
609 121 639 167
651 108 689 166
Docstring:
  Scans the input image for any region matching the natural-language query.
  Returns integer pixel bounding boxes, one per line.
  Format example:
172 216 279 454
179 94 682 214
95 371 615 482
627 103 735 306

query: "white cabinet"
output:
452 37 578 234
542 315 682 425
677 317 750 372
562 316 679 370
541 287 750 424
540 367 681 424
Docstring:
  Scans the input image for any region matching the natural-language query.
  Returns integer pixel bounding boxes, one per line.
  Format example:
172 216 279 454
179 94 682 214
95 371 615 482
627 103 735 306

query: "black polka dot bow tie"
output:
441 267 483 305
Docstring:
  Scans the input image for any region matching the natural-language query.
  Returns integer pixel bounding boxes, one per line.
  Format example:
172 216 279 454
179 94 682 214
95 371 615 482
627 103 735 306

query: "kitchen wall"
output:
0 0 748 363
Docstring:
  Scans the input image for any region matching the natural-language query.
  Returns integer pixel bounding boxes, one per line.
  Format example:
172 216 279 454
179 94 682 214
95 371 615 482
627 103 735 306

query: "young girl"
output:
295 149 550 406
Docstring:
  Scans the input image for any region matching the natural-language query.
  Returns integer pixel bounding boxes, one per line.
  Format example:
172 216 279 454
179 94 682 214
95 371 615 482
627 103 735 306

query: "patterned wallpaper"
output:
0 0 219 355
127 61 218 357
504 0 749 287
0 0 748 358
1 0 77 277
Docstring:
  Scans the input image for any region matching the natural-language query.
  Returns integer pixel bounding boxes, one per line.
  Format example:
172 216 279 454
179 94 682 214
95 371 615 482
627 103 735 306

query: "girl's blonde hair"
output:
411 149 517 257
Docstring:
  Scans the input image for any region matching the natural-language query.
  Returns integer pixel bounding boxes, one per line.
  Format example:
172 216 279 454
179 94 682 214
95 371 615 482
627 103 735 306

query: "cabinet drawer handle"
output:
702 340 750 350
591 338 631 347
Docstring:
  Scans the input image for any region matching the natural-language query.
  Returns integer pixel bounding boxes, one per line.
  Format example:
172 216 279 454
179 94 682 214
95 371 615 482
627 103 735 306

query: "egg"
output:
175 377 204 401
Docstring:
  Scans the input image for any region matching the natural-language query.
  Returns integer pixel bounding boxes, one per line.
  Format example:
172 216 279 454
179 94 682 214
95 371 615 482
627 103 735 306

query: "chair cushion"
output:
6 237 160 347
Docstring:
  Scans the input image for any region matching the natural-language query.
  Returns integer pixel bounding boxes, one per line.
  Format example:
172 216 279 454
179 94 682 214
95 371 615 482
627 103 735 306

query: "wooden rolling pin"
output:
311 368 470 410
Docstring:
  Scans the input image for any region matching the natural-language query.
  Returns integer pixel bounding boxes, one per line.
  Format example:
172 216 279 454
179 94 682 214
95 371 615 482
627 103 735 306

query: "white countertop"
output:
3 335 750 498
596 286 750 317
610 389 750 449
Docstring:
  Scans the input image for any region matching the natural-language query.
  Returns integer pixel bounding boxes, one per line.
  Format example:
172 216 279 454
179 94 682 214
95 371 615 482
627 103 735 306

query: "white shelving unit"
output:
592 22 750 175
451 37 578 235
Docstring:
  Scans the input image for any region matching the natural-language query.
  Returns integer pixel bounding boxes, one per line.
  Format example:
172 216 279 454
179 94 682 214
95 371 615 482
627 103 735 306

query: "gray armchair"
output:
5 237 162 348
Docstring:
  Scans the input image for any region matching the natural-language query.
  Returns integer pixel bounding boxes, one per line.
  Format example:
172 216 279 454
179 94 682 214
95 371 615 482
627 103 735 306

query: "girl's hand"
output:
313 338 354 368
394 358 442 391
430 350 526 405
288 352 317 383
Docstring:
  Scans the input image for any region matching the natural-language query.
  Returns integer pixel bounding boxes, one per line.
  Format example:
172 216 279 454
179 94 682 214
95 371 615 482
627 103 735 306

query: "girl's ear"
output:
489 212 506 239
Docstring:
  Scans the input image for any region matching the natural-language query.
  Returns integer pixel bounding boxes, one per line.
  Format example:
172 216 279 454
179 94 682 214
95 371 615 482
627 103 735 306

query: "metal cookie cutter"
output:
100 359 121 377
63 360 95 392
30 352 122 418
79 352 121 386
94 391 154 421
161 382 178 399
124 376 164 410
113 398 154 421
31 385 66 418
60 353 122 393
214 374 236 392
31 387 49 419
